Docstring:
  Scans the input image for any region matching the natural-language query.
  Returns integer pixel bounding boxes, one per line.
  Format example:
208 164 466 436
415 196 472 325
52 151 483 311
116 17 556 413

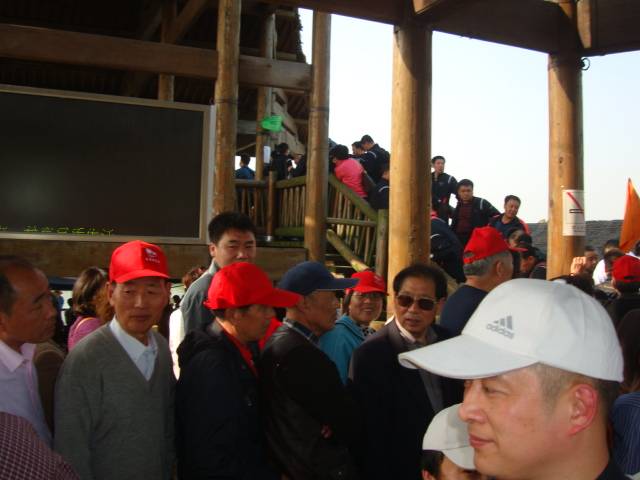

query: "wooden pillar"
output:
388 20 432 291
547 1 584 278
213 0 241 214
304 11 331 262
158 0 176 100
255 13 275 180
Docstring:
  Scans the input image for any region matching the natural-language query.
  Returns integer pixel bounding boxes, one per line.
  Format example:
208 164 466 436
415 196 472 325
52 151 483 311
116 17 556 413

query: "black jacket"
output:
358 150 384 183
176 323 278 480
260 323 360 480
431 172 458 219
451 196 500 234
349 321 462 480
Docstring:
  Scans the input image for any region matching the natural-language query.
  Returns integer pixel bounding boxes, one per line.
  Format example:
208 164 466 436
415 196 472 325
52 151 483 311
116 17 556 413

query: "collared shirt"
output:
283 319 319 345
394 318 444 413
109 319 158 381
0 340 51 446
0 412 78 480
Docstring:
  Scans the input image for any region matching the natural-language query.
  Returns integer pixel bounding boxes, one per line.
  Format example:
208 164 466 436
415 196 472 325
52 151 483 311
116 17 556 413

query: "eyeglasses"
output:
352 291 384 300
395 294 436 311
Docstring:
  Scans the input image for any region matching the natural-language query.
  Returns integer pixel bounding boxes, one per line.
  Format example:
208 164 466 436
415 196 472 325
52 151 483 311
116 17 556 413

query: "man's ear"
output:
421 470 436 480
208 243 217 259
567 383 599 436
107 281 116 307
435 298 446 315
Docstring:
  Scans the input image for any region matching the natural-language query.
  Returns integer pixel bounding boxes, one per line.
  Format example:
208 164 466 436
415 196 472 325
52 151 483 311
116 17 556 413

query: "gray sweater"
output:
54 325 175 480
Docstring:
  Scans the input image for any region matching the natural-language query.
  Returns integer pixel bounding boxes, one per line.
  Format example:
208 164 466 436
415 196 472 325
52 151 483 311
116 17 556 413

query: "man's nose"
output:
459 380 484 424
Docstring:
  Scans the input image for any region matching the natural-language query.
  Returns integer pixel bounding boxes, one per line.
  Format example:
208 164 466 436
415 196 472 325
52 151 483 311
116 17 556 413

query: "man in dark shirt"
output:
360 134 390 183
607 255 640 327
439 226 516 336
234 155 255 180
518 243 547 280
369 163 390 210
430 155 458 222
430 211 465 283
352 140 382 183
450 179 500 247
260 262 359 480
488 194 529 239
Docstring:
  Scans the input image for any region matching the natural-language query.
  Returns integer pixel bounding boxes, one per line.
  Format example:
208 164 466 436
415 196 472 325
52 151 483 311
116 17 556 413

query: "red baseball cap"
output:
109 240 169 283
463 226 524 265
204 262 301 310
347 271 387 295
612 255 640 282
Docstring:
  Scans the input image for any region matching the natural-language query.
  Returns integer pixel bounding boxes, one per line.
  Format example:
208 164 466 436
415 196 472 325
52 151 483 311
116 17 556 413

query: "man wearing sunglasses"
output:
349 263 463 480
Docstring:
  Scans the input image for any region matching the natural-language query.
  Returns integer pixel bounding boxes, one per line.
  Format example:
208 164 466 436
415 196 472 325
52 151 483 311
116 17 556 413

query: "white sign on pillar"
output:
562 189 586 236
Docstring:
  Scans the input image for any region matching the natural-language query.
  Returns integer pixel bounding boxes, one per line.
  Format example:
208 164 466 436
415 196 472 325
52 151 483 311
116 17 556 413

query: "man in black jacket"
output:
261 261 360 480
349 263 463 480
176 262 301 480
450 179 500 247
431 155 458 222
360 134 390 182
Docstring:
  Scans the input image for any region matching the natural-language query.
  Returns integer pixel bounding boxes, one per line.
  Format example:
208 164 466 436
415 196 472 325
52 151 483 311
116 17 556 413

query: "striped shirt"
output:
611 391 640 475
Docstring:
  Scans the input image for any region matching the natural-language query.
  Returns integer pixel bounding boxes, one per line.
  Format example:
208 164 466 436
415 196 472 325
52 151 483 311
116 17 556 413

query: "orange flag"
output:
620 178 640 252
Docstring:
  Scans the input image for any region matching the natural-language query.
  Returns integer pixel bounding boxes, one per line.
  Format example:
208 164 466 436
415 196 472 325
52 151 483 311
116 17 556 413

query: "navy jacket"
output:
349 321 463 480
176 323 278 480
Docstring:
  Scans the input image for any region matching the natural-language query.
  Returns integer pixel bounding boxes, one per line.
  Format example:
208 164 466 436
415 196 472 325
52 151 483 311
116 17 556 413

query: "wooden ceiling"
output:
268 0 640 56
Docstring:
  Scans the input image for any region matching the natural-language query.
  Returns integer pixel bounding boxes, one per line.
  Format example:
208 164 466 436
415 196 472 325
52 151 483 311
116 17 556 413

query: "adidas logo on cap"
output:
486 315 514 339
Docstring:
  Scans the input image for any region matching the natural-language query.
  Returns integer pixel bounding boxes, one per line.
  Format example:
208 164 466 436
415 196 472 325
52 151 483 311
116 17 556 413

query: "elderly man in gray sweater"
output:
54 240 175 480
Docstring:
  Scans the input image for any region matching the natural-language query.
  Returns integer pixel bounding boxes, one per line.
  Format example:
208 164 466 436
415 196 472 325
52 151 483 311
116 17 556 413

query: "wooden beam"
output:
260 0 403 25
547 1 584 278
213 0 241 215
158 0 177 101
388 19 432 293
255 13 276 180
241 47 298 61
304 11 331 262
167 0 212 44
0 24 312 91
419 0 568 54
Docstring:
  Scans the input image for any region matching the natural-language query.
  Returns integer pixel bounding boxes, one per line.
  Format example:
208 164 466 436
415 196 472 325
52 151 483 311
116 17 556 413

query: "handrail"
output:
328 175 377 221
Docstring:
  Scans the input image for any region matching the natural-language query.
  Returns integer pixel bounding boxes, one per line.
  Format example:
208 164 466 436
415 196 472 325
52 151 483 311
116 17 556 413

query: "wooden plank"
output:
256 13 276 180
375 209 389 279
213 0 241 215
326 217 377 228
0 24 312 91
158 0 177 101
328 175 377 221
275 226 305 237
167 0 212 44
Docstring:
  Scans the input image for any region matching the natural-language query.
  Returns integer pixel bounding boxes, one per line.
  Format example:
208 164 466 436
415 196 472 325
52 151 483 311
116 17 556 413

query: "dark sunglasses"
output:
395 294 436 311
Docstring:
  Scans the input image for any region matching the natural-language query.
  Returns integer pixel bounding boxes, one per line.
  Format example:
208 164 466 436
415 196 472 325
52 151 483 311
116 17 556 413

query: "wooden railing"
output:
234 174 388 276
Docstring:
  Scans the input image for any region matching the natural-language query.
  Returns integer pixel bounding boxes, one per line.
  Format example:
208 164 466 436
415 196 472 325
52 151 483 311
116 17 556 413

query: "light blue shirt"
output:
110 319 158 381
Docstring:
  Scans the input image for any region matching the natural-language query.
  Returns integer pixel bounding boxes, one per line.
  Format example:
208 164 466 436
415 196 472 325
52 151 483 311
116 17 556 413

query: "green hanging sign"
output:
260 115 283 132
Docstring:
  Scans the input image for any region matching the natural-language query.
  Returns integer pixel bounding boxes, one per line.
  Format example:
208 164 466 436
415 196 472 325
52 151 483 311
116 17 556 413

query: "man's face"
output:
231 304 275 343
584 251 599 274
209 229 257 268
362 141 373 151
394 276 440 342
458 368 566 479
348 291 384 326
108 277 170 343
458 186 474 202
433 159 445 175
0 267 57 350
302 290 339 336
503 200 520 220
519 255 536 275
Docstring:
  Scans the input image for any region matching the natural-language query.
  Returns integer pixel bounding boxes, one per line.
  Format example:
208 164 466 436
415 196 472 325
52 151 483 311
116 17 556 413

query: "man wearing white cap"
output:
400 279 626 480
421 404 486 480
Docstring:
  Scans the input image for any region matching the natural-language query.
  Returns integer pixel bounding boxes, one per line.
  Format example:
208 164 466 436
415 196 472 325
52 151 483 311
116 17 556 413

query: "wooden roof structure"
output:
0 0 311 153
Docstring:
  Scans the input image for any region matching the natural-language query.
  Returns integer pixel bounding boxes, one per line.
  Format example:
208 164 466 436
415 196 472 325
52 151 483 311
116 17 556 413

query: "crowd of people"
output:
1 209 640 479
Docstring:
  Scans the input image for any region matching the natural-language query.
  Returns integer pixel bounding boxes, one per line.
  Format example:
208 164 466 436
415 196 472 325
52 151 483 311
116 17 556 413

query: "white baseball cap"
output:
423 404 474 470
399 278 623 381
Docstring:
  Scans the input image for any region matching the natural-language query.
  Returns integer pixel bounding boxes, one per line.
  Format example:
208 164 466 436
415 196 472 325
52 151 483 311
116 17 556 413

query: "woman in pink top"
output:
330 144 367 198
67 267 108 350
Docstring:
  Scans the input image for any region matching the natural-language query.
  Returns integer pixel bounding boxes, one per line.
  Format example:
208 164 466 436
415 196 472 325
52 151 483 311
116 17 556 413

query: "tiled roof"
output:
527 220 623 254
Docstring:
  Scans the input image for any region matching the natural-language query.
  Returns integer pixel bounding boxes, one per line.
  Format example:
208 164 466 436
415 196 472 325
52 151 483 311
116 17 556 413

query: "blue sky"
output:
298 10 640 222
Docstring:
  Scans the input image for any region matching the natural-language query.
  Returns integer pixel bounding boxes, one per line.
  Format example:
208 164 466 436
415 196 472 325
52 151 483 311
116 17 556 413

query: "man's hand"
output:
570 256 587 275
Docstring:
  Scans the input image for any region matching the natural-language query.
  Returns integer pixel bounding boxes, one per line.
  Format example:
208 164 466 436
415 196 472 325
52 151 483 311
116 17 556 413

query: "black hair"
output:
585 245 596 253
550 274 595 296
518 243 541 260
381 163 390 173
603 238 620 253
431 155 445 164
420 450 444 477
0 256 36 314
72 267 108 317
352 141 364 150
504 194 521 205
392 263 448 300
329 145 350 161
240 155 250 166
517 233 533 245
207 212 257 244
276 143 289 154
617 309 640 392
360 134 374 144
457 178 474 190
